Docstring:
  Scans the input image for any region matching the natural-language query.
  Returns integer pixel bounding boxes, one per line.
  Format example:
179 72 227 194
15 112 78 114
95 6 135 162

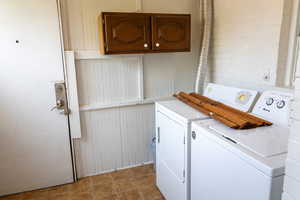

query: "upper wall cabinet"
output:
99 12 191 55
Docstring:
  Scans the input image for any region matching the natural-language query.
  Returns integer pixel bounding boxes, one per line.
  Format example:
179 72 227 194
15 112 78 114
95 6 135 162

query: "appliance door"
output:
156 112 186 200
191 128 277 200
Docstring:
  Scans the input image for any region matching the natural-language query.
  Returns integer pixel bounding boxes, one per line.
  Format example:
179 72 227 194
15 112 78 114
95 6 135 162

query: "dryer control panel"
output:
252 91 294 126
203 83 258 112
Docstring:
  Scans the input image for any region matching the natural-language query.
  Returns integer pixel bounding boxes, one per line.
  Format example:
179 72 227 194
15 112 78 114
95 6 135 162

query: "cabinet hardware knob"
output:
156 43 160 47
144 43 148 48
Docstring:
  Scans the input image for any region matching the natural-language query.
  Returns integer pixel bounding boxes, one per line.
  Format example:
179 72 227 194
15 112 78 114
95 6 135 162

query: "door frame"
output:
282 0 300 87
56 0 78 182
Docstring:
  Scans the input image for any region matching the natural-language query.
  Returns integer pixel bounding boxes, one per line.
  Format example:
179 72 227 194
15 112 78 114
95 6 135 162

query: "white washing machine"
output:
155 84 258 200
191 90 293 200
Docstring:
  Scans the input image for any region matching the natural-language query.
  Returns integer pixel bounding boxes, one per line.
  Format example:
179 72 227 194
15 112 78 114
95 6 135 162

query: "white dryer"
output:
191 90 293 200
155 84 258 200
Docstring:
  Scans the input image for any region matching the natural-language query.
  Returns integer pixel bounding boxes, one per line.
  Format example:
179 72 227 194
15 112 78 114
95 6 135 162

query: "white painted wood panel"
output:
284 176 300 200
282 193 296 200
76 57 143 107
295 78 300 89
289 119 300 142
75 108 122 177
61 0 137 50
284 76 300 200
290 101 300 120
74 50 144 60
65 51 82 138
286 159 300 183
287 140 300 164
119 105 155 167
75 104 155 177
295 38 300 78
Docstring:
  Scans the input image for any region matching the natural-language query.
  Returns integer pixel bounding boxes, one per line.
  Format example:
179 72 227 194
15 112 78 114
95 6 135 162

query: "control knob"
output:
277 100 285 109
266 98 274 106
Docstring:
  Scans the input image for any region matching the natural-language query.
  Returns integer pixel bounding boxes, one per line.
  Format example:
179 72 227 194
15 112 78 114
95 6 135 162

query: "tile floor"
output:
0 164 165 200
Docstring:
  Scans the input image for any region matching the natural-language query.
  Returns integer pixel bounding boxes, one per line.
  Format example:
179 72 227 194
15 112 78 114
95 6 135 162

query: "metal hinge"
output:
157 127 160 143
183 136 186 144
183 170 185 178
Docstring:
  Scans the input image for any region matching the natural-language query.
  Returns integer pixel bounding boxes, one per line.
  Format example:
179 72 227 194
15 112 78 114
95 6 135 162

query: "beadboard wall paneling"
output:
76 57 143 107
75 104 155 178
61 0 137 50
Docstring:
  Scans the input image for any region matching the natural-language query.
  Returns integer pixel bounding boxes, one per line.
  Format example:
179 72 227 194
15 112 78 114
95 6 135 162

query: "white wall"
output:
61 0 201 177
282 68 300 200
211 0 294 90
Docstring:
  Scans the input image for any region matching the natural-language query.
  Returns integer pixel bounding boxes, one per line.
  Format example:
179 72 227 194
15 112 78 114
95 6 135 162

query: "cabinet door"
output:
102 13 151 54
152 14 191 52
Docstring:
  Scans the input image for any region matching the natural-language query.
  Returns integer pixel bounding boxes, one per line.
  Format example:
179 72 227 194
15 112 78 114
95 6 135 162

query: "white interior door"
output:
0 0 74 196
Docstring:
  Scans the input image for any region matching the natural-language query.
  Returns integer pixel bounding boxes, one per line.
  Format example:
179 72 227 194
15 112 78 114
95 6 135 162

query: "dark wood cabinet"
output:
152 14 191 52
99 12 191 55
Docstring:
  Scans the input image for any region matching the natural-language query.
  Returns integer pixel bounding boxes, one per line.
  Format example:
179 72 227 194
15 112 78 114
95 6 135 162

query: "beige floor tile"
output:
131 165 154 178
23 189 48 200
118 189 143 200
140 186 164 200
94 194 119 200
47 184 70 194
132 174 155 189
69 192 93 200
47 184 70 198
69 177 92 194
113 179 137 193
48 193 70 200
93 183 116 198
110 169 133 181
0 193 24 200
1 165 165 200
91 174 113 186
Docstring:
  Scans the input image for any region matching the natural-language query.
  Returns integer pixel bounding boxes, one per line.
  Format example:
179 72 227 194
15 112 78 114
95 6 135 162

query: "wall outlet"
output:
262 67 277 86
263 70 271 82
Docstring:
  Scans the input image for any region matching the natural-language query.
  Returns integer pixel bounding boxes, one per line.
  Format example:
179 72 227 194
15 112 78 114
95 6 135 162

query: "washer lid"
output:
209 123 289 158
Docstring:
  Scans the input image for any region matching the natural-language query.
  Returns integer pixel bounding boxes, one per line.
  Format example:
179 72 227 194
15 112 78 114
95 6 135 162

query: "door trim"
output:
56 0 77 182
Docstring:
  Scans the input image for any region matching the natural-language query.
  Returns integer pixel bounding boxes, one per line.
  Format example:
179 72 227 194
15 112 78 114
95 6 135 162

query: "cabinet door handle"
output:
157 127 160 143
144 43 148 48
155 43 160 47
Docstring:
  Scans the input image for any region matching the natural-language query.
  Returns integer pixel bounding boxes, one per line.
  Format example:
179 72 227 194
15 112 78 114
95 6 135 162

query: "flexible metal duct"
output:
195 0 213 93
